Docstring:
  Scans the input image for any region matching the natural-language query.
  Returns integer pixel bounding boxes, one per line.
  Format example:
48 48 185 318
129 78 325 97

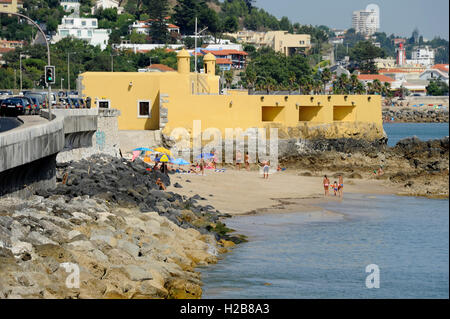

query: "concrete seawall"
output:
1 109 110 197
0 115 64 196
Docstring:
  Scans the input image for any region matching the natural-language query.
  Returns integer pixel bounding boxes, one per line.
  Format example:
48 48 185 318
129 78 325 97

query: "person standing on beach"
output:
200 159 205 176
259 160 270 179
236 151 242 170
323 175 330 196
338 175 344 198
245 152 250 171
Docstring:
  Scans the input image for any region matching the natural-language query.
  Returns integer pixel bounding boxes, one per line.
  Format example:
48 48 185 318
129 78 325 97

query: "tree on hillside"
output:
145 0 170 43
350 41 385 74
426 79 449 96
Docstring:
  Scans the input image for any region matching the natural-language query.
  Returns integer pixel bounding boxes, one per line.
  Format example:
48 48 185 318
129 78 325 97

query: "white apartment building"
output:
91 0 124 14
61 0 80 16
129 19 180 36
53 17 111 50
352 4 380 36
407 46 435 67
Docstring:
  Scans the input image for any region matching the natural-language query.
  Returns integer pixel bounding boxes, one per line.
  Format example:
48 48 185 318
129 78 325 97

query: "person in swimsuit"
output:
236 151 242 170
156 178 166 190
323 175 330 196
259 160 270 179
338 174 344 197
245 152 250 171
333 181 338 196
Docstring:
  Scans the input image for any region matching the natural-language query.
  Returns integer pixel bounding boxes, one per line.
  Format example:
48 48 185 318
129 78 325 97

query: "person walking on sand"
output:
333 181 339 196
236 150 242 170
323 175 330 196
338 174 344 198
245 152 250 171
200 159 205 176
259 160 270 179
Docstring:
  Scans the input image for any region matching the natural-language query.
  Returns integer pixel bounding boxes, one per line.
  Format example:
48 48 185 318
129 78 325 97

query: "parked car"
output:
1 97 27 116
28 97 41 114
69 97 86 108
14 96 34 114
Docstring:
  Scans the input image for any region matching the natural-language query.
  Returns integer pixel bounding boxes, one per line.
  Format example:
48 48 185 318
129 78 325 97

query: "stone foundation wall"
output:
56 109 121 163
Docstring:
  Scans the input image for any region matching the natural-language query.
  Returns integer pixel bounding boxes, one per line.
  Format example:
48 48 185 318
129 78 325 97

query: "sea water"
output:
383 122 449 146
200 194 449 298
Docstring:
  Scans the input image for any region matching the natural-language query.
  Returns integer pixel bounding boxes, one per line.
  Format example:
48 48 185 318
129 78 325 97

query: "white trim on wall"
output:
137 99 151 118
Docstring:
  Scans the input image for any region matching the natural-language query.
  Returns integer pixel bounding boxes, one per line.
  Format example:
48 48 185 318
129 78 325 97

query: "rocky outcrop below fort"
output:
382 107 449 123
0 155 242 299
280 137 449 198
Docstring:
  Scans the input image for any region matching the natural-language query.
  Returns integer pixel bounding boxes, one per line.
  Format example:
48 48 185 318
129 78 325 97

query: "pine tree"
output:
146 0 170 44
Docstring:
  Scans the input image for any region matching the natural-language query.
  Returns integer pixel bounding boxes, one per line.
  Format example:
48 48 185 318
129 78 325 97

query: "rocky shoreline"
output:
280 137 449 199
0 155 243 299
382 107 449 123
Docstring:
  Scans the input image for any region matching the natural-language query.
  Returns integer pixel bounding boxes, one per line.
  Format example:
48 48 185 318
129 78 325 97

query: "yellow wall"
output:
161 93 382 135
1 0 18 14
80 69 383 139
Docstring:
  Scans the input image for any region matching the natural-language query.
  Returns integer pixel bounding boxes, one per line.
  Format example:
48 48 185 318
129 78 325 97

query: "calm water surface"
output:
383 122 449 146
200 194 449 298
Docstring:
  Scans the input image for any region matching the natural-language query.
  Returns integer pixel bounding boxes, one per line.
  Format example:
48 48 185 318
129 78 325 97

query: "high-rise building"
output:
352 4 380 36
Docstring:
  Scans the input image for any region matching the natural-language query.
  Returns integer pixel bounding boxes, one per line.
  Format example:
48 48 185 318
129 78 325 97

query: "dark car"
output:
14 96 34 115
0 97 27 116
29 97 41 114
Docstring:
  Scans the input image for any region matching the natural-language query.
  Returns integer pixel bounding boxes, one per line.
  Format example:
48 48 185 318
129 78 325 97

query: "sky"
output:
253 0 449 40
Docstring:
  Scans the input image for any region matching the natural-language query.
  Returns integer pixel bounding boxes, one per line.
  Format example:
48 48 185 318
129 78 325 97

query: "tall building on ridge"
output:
352 4 380 36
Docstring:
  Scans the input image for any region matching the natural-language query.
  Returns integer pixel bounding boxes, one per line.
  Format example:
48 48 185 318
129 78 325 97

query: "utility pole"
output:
67 52 70 91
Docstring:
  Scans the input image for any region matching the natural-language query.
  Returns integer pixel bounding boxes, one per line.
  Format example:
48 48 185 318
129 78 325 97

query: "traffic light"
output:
45 65 55 85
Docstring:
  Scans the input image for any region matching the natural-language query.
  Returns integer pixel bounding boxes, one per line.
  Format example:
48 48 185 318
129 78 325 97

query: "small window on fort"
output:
98 100 110 108
138 100 151 118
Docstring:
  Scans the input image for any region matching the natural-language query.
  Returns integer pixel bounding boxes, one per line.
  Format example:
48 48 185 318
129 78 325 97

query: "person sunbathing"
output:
156 178 166 190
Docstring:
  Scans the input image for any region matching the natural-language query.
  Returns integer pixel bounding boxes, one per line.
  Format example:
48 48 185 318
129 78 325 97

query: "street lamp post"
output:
0 11 53 119
61 78 64 90
19 53 25 93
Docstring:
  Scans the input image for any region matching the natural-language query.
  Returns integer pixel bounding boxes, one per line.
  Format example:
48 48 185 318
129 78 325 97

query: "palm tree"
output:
349 74 360 94
320 68 332 94
224 71 233 89
372 79 383 95
366 82 374 94
355 82 366 95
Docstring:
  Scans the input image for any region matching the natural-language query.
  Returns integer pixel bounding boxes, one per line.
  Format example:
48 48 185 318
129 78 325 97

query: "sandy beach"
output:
166 168 401 216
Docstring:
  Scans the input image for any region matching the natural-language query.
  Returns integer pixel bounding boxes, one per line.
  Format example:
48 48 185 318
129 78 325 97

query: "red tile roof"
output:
379 68 423 73
201 49 248 56
146 64 175 72
0 47 14 53
432 64 449 73
216 58 232 65
357 74 394 82
167 24 179 29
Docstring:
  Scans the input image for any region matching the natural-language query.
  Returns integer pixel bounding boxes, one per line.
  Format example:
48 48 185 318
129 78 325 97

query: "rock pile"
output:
0 155 243 299
382 108 449 123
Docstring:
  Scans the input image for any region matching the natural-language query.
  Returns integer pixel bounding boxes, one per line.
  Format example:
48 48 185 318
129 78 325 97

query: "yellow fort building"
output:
80 49 384 142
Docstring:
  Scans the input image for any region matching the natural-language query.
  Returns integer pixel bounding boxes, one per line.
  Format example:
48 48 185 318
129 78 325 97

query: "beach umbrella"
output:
154 147 172 155
171 158 190 165
158 154 170 162
196 153 214 160
132 147 154 152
